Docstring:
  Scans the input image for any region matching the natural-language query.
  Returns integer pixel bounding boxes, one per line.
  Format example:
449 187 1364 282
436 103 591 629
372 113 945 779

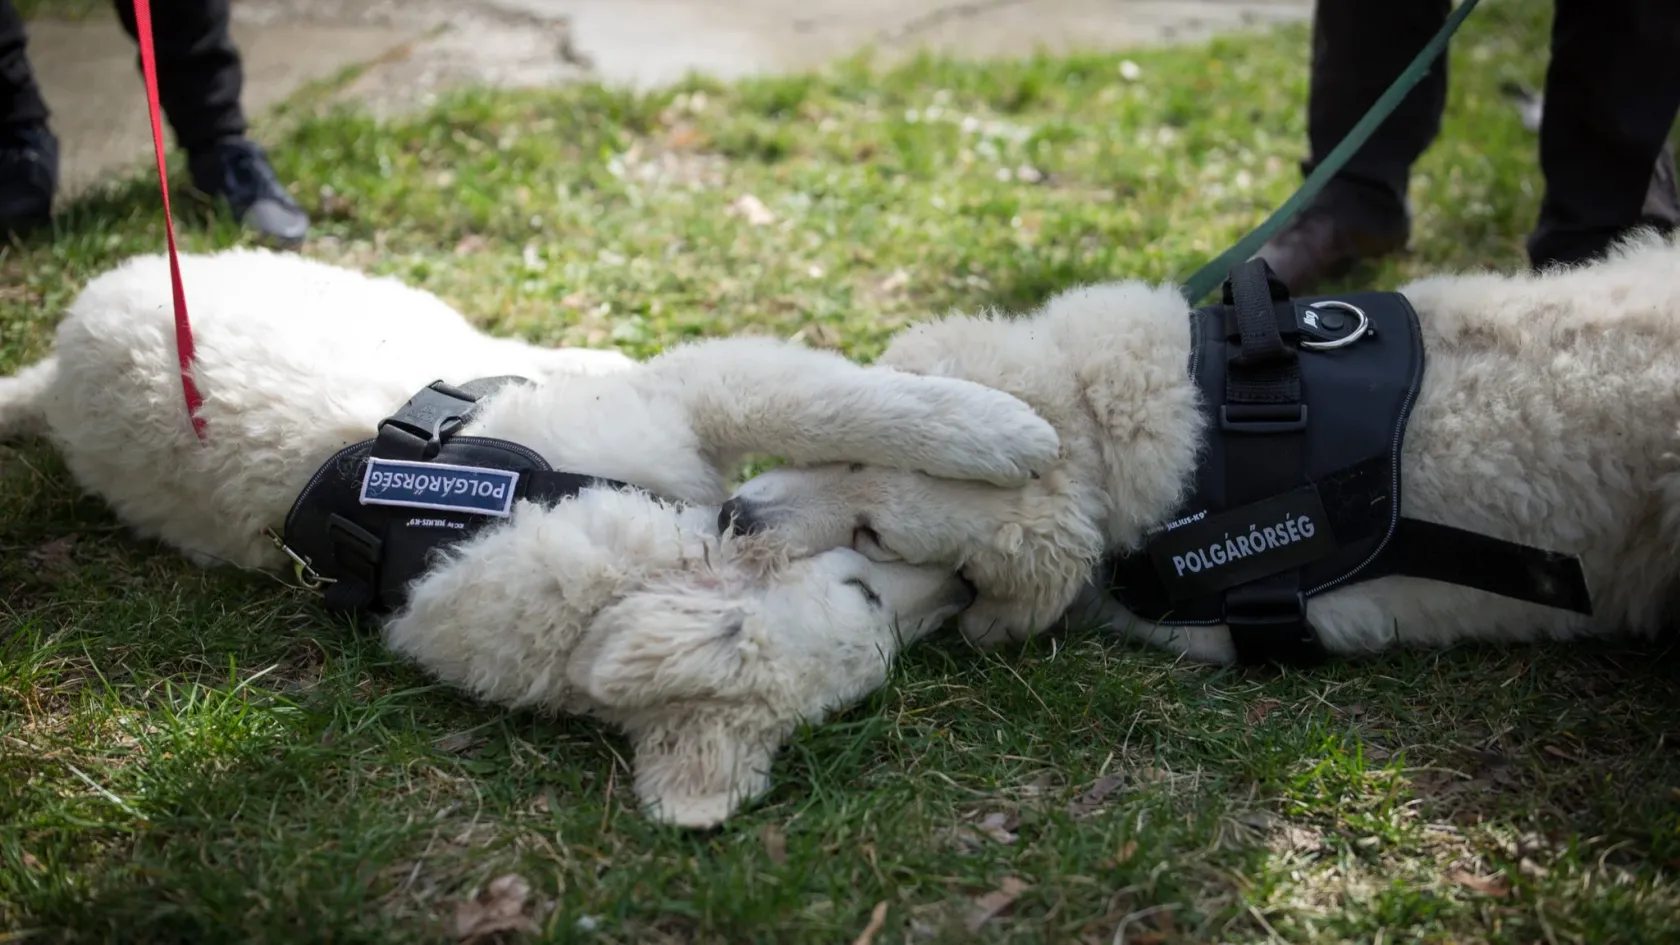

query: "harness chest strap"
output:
1105 259 1593 666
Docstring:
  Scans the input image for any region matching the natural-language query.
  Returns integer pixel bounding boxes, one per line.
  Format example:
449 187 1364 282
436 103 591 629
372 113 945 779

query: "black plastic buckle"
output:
375 381 480 461
1220 403 1308 434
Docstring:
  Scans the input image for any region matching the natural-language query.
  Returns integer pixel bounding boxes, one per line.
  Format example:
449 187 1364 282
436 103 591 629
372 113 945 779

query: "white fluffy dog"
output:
726 230 1680 665
0 248 1063 827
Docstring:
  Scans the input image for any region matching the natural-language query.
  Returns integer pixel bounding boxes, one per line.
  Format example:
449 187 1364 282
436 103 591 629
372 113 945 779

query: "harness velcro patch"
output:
1146 485 1339 601
359 457 520 517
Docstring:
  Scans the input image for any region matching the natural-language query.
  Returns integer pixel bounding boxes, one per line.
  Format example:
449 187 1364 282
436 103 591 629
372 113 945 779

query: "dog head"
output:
569 544 974 828
718 462 1107 648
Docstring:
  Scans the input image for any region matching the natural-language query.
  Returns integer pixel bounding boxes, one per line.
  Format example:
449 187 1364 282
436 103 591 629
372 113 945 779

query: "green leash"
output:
1178 0 1483 303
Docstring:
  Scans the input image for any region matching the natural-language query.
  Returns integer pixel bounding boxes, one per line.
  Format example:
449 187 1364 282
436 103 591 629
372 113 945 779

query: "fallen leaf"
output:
1067 773 1126 818
26 535 77 580
21 852 41 869
975 810 1019 845
1542 744 1579 762
876 269 911 294
1109 839 1139 867
791 322 842 349
728 193 775 226
454 873 536 940
965 876 1029 932
453 234 489 256
1246 698 1282 724
1448 869 1511 898
665 125 705 150
1017 769 1063 798
434 731 482 756
853 901 889 945
530 793 551 814
761 824 788 865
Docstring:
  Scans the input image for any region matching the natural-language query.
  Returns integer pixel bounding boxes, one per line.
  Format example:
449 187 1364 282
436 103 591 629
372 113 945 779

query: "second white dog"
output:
0 248 1062 826
726 231 1680 665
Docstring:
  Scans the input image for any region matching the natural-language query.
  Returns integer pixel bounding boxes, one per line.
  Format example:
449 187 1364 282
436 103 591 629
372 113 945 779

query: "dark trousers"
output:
1304 0 1680 268
0 0 245 152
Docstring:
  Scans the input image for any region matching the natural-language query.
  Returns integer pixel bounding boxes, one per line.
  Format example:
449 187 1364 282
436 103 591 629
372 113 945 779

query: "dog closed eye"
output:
844 578 882 608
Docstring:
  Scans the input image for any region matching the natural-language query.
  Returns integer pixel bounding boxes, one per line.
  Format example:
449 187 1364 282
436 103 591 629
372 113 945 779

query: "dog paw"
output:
956 594 1060 647
914 379 1061 487
640 789 751 830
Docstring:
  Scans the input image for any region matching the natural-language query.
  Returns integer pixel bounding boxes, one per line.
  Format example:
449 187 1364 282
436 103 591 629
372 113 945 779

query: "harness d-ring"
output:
1301 300 1370 351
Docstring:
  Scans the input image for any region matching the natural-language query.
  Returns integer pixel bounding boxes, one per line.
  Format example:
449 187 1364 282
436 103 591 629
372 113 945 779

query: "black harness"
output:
280 376 629 614
1104 260 1594 666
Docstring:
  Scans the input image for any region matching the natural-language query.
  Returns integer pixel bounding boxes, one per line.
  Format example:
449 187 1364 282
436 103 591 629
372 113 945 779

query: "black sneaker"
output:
0 121 59 238
188 137 308 247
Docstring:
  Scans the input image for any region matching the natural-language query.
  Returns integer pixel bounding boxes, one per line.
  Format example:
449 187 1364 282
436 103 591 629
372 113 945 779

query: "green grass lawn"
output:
5 1 1680 941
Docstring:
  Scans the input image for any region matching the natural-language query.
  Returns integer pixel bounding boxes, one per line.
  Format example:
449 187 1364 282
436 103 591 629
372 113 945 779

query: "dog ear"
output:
627 708 790 828
570 584 762 711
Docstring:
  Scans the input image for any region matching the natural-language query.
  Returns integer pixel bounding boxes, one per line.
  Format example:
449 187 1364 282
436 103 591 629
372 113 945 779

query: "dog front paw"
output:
957 594 1063 647
912 379 1061 487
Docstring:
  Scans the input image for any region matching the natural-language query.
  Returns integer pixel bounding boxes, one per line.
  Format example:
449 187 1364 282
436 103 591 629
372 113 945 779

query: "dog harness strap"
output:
1218 260 1325 665
1373 518 1595 615
521 470 621 505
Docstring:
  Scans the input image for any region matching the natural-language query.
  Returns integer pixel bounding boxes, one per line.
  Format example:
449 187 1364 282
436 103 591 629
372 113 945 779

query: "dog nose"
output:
718 496 763 536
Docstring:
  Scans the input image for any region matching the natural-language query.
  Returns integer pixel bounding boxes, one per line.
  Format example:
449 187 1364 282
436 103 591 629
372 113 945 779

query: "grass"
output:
4 0 1680 941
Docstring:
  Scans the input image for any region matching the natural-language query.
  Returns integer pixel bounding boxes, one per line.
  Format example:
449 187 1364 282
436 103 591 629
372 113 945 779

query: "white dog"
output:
725 230 1680 665
0 248 1062 826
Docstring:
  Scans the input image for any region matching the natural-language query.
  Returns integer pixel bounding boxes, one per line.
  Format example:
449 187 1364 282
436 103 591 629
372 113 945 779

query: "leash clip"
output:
264 528 336 590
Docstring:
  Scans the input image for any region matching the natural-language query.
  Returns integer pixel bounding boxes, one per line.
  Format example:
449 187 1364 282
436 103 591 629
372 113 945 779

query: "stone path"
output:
21 0 1308 196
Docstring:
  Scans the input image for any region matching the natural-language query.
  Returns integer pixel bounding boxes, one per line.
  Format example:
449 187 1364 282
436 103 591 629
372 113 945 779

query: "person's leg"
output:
1253 0 1453 294
111 0 307 246
0 0 58 235
1527 0 1680 269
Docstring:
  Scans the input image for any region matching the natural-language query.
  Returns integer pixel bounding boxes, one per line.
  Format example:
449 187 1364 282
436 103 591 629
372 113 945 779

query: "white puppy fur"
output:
727 229 1680 664
0 248 1063 826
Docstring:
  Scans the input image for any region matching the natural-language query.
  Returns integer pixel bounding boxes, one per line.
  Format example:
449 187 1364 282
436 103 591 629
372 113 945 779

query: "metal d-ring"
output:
1301 300 1370 351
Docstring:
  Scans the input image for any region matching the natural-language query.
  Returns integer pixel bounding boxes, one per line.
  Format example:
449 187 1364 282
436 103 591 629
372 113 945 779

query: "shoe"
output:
0 121 59 238
1639 139 1680 232
1252 196 1410 296
187 137 309 247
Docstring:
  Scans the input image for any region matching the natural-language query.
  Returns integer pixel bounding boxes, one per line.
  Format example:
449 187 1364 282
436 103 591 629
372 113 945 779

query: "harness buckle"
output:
375 381 482 461
1220 403 1308 434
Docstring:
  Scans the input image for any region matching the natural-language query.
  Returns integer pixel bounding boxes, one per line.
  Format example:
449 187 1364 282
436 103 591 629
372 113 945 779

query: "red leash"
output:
133 0 207 439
